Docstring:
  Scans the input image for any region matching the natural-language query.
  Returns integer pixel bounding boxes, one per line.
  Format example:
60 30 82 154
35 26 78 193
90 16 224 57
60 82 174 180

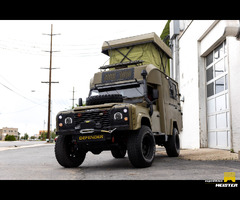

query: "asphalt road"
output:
0 143 239 180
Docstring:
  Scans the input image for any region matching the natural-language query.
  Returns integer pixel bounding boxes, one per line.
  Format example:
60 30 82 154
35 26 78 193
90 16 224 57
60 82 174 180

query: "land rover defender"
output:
55 33 183 168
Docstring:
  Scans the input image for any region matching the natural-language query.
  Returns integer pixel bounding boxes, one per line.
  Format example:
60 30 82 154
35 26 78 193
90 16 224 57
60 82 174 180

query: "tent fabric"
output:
108 43 170 76
102 32 172 58
102 32 171 76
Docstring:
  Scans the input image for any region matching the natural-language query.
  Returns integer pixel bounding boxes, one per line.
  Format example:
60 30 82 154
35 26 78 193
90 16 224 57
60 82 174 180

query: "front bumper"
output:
56 124 129 136
56 106 130 137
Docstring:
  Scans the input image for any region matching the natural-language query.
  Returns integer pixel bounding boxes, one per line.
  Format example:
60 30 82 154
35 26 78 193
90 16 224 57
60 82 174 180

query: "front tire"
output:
55 135 86 168
127 126 156 168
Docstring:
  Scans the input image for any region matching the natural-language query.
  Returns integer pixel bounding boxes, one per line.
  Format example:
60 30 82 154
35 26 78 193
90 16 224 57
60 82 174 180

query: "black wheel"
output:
111 147 127 158
127 125 156 168
165 128 180 157
86 94 123 106
55 135 86 168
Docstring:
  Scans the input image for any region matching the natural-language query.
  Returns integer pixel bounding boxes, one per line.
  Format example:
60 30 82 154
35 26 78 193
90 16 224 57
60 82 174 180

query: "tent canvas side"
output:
101 32 172 76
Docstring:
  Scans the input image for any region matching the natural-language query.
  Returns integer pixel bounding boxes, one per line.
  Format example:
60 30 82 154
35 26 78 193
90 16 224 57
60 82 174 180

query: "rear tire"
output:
127 126 156 168
111 147 126 158
165 128 180 157
55 135 86 168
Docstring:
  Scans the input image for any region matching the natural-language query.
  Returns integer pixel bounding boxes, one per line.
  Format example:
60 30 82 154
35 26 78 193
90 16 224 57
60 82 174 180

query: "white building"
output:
170 20 240 152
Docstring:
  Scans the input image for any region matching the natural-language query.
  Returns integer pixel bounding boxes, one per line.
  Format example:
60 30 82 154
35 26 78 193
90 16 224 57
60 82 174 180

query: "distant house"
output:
0 127 18 141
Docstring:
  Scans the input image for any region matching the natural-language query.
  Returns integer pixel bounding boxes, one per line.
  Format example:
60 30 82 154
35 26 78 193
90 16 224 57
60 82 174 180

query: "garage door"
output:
206 40 231 149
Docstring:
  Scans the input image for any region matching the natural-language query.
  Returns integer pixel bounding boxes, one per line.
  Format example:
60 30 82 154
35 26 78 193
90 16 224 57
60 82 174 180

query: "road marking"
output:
0 143 54 152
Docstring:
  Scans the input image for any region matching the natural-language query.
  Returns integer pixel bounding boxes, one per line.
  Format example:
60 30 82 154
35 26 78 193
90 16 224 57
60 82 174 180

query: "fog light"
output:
124 117 128 121
59 123 63 127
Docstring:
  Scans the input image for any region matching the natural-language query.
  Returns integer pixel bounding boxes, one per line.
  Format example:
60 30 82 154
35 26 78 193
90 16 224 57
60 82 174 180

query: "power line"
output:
0 81 46 107
0 37 103 58
0 37 98 48
0 102 47 115
0 37 101 56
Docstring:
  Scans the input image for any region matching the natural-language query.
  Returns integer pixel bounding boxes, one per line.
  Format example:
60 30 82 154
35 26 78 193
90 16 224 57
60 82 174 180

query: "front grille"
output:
74 109 111 129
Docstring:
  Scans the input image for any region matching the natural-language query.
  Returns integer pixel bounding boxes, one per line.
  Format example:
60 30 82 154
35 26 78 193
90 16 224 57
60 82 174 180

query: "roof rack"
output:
99 60 144 70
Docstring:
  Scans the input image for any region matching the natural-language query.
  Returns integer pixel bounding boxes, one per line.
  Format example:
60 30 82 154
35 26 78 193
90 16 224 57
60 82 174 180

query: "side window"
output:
147 85 153 101
169 79 178 100
147 85 157 105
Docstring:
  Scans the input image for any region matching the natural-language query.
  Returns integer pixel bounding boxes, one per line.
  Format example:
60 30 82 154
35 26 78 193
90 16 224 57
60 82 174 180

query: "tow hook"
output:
80 128 117 134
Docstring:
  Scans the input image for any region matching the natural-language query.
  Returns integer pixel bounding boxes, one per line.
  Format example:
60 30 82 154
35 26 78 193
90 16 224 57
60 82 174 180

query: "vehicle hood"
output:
73 103 129 112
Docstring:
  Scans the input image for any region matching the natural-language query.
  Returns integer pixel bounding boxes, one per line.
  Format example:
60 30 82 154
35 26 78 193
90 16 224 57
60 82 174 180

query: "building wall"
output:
198 21 240 152
228 37 240 152
178 20 215 149
174 20 240 152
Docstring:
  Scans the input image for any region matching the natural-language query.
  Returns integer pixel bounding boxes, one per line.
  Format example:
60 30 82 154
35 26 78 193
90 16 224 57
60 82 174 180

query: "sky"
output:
0 20 167 137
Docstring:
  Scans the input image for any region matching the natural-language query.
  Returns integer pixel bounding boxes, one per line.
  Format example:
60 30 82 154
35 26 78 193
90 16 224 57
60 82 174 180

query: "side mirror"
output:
78 98 83 106
141 69 147 78
180 96 185 103
152 89 159 100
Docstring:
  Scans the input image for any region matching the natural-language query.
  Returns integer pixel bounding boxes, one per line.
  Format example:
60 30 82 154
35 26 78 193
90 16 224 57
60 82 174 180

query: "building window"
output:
207 82 214 97
206 40 227 98
215 76 224 94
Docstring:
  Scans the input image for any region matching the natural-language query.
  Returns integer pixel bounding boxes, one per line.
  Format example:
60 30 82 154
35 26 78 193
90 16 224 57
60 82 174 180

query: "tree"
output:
160 20 171 75
160 20 171 46
39 130 56 141
5 134 16 141
39 131 47 141
18 132 21 140
23 133 29 140
30 136 36 140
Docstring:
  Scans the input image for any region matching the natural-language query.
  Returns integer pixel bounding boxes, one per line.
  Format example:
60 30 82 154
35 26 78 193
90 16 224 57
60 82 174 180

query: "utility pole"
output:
70 86 77 108
41 24 60 141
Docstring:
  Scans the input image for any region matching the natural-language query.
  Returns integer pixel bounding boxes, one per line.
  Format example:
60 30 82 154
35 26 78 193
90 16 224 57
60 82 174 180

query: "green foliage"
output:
5 134 16 141
23 133 29 140
160 20 171 46
30 136 36 140
39 131 56 141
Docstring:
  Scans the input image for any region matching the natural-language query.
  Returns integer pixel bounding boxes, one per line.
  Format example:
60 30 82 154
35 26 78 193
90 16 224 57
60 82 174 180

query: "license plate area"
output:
78 134 105 142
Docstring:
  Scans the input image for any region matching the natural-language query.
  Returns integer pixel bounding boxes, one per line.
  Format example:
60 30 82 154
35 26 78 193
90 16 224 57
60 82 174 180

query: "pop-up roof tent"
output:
101 32 172 76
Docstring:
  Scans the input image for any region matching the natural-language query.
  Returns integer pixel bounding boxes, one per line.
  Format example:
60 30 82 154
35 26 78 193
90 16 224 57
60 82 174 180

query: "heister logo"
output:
205 172 238 188
215 172 238 188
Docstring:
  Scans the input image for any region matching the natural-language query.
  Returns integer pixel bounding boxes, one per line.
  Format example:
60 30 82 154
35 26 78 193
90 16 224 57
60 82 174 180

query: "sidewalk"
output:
156 147 239 161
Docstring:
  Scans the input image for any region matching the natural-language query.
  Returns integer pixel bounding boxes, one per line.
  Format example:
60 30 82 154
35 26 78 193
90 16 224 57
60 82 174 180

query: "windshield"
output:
90 82 144 99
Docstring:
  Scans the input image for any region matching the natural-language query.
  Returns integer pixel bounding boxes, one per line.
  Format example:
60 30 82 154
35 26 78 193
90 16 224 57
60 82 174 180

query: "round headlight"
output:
65 117 73 124
114 112 123 120
59 115 62 119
